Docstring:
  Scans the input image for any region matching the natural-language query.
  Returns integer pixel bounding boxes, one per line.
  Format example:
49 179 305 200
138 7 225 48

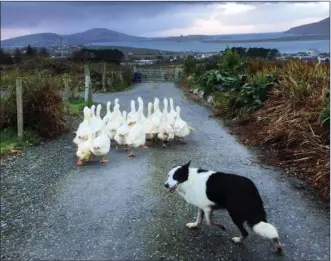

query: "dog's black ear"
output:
183 160 191 168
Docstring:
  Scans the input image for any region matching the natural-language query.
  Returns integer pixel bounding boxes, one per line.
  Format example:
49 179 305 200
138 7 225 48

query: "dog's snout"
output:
164 183 169 189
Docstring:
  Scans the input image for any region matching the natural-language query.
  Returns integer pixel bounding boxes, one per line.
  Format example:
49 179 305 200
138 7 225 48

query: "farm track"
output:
1 83 329 261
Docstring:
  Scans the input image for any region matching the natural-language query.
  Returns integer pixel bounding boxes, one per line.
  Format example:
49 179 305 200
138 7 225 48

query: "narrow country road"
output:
1 83 329 261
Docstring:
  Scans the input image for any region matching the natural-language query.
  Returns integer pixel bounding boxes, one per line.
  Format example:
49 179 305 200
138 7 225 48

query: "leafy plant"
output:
219 48 241 71
183 56 197 75
232 71 277 115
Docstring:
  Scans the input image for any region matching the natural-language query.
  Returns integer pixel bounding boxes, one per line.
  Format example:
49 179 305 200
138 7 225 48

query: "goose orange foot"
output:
77 158 83 166
128 151 136 157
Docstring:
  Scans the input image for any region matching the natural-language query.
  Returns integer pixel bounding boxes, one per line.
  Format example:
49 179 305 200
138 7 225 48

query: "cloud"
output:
0 1 329 40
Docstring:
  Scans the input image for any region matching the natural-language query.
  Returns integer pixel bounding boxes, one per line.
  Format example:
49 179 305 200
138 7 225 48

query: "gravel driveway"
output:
1 83 329 261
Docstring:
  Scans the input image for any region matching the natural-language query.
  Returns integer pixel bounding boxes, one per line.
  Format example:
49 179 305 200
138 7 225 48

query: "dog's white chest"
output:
177 178 214 209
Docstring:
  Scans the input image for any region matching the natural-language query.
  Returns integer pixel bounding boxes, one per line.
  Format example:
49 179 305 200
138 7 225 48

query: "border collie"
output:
164 160 283 254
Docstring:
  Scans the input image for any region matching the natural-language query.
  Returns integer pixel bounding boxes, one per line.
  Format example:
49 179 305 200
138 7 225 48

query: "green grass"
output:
0 128 40 156
0 98 89 157
68 97 88 116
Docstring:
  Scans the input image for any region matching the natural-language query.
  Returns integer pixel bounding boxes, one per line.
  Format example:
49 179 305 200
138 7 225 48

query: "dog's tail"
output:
252 222 283 253
252 221 278 239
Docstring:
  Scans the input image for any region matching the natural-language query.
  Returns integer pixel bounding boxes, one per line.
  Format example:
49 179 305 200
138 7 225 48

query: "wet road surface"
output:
1 83 329 261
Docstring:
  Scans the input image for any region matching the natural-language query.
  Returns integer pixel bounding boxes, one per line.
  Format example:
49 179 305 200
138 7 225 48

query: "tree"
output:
71 48 125 65
268 48 280 60
26 45 37 57
0 48 14 65
220 49 241 70
39 47 49 57
13 48 22 63
183 55 197 75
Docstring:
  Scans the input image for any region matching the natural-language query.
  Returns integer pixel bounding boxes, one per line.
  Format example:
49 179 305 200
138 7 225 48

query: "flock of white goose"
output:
73 97 195 166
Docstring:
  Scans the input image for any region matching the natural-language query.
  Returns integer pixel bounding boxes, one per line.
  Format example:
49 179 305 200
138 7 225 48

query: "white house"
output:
307 48 320 57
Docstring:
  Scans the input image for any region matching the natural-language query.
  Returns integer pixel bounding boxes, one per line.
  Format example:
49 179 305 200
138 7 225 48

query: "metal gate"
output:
134 67 182 83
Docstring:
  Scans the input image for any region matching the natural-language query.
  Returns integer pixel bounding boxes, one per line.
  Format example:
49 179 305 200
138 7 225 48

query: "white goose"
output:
90 124 111 164
151 98 162 134
90 104 97 125
137 96 147 123
144 102 156 140
157 98 175 148
114 110 130 150
76 128 93 166
103 101 112 125
73 106 92 146
114 98 119 108
106 104 122 140
127 100 137 124
126 105 147 157
168 98 177 127
173 106 191 142
95 104 105 136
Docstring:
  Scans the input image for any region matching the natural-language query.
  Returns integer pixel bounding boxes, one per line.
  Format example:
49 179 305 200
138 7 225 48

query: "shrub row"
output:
182 50 330 200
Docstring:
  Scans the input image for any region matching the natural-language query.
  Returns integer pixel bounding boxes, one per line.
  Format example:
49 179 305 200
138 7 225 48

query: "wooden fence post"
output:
63 75 71 127
16 77 23 138
84 65 90 103
111 70 114 91
88 79 93 106
119 71 123 85
102 62 106 92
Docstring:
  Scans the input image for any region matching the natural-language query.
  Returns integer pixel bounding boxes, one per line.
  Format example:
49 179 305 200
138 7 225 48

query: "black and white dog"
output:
164 160 283 254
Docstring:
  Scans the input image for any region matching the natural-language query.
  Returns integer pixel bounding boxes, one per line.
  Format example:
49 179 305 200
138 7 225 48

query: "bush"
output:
0 73 68 139
183 56 197 75
212 91 238 117
182 52 330 199
234 71 278 115
242 61 330 198
219 49 241 71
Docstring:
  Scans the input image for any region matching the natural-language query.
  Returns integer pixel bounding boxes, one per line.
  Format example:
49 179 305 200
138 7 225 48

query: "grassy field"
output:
180 51 330 201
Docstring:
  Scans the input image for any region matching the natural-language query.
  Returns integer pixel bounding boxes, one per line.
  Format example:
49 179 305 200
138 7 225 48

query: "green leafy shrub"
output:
234 71 277 115
219 49 241 71
198 70 246 95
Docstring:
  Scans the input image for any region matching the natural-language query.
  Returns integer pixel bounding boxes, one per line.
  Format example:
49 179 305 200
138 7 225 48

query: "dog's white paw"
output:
186 222 198 228
232 237 242 243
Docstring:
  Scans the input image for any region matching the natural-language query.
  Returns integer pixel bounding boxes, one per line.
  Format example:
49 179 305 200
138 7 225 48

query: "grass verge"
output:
0 128 39 157
67 97 88 116
1 98 88 158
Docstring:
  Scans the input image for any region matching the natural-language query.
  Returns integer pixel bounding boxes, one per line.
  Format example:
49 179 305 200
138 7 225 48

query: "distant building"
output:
318 56 330 63
307 48 320 57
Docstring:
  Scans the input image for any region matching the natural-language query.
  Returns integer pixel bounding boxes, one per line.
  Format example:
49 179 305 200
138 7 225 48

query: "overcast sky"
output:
1 1 329 40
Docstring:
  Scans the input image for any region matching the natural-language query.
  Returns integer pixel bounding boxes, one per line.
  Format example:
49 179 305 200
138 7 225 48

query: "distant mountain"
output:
1 33 61 47
284 17 330 35
1 28 147 47
62 28 146 44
